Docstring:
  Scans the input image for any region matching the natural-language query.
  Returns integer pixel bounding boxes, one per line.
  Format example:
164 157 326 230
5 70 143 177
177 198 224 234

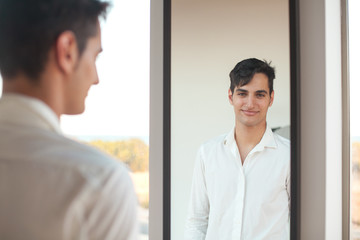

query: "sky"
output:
349 0 360 137
61 0 150 137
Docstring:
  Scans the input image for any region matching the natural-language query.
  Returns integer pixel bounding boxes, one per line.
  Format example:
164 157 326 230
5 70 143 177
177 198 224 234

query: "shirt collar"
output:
224 124 277 152
0 93 62 134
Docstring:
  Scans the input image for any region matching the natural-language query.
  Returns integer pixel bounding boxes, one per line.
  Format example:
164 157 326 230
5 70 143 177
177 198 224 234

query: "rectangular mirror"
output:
163 0 299 239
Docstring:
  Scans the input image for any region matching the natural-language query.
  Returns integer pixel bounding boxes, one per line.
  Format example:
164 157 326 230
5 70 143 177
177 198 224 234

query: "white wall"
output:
171 0 290 238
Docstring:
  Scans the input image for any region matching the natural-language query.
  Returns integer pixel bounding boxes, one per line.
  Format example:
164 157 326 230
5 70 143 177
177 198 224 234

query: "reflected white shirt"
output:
0 94 138 240
185 125 290 240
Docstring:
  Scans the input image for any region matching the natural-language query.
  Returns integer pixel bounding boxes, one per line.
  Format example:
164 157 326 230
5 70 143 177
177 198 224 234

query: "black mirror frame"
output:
289 0 300 239
163 0 300 239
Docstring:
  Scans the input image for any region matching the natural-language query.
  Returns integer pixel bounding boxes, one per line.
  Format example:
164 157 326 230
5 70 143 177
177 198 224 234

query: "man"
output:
0 0 138 239
185 58 290 239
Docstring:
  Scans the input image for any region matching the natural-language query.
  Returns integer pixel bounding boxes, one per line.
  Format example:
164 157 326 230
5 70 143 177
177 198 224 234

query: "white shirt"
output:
0 94 138 240
185 125 290 240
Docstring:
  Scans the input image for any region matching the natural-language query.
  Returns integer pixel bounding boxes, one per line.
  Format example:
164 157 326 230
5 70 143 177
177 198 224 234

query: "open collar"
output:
224 124 278 152
0 93 62 134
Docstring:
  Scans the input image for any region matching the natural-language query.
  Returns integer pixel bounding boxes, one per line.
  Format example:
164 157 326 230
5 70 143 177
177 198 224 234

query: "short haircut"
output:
229 58 275 94
0 0 110 81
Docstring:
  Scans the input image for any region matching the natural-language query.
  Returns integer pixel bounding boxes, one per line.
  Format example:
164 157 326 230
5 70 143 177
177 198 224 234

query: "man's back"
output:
0 94 138 240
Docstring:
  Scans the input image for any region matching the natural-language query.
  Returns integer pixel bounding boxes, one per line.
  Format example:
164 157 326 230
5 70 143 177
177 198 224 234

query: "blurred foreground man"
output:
0 0 138 239
185 58 290 240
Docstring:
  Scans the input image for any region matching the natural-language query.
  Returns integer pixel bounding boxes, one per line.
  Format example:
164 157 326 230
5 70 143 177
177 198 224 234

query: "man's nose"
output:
93 72 100 85
246 96 255 108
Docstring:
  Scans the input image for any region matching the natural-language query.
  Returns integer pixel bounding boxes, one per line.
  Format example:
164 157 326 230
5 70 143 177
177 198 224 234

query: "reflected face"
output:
229 73 274 128
66 22 102 115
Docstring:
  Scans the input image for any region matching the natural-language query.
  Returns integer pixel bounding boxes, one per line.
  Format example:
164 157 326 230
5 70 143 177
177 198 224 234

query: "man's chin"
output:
238 119 265 128
64 106 85 116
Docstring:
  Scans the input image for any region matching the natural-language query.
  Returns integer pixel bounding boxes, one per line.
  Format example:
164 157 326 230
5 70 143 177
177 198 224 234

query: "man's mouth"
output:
241 110 258 116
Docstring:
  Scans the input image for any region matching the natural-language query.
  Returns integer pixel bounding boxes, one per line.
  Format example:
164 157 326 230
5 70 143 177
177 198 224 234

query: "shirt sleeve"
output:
285 163 291 238
285 164 291 221
184 146 209 240
85 165 139 240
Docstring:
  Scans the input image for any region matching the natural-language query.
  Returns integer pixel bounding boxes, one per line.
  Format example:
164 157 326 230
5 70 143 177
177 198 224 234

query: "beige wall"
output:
171 0 290 238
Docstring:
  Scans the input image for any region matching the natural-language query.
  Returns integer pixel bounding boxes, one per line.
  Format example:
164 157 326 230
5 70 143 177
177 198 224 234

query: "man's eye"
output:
257 94 265 98
237 93 246 96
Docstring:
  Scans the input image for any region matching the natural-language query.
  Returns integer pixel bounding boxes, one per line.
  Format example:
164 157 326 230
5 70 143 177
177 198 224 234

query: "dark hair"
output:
0 0 110 80
229 58 275 94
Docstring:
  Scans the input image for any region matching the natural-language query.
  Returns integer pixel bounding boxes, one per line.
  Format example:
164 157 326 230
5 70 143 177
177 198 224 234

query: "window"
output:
61 1 150 239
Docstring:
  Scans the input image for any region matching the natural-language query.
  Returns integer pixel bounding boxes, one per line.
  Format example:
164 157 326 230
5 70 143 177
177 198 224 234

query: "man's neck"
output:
2 73 63 119
234 122 267 164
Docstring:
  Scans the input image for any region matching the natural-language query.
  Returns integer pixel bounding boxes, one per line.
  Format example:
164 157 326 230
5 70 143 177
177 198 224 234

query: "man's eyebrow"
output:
255 90 268 94
236 89 248 92
235 89 269 94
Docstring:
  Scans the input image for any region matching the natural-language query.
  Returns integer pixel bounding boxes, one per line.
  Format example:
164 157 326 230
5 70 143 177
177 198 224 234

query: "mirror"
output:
169 0 291 239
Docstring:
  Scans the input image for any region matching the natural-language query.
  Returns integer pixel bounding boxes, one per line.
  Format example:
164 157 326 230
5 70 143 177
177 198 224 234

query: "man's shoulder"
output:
198 133 228 153
273 132 290 150
202 133 227 146
35 133 131 189
47 133 124 172
272 133 291 165
1 125 126 177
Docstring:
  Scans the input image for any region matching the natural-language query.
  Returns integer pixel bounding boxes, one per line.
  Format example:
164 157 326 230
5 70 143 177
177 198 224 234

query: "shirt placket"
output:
231 145 246 240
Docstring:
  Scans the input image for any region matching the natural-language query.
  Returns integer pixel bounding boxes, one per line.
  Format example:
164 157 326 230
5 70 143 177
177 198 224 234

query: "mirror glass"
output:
170 0 290 238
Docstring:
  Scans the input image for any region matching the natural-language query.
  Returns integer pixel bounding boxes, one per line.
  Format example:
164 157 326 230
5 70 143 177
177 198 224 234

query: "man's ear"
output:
269 90 275 107
228 88 233 105
55 31 78 74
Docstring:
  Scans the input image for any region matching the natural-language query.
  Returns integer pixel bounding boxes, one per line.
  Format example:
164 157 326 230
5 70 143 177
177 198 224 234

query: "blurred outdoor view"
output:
350 0 360 239
351 142 360 239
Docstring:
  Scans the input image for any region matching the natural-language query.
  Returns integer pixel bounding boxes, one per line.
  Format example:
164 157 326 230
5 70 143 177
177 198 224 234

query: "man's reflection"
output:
185 58 290 240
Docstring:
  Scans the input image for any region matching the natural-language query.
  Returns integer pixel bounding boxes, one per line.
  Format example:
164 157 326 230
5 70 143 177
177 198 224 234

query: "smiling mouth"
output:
241 110 259 116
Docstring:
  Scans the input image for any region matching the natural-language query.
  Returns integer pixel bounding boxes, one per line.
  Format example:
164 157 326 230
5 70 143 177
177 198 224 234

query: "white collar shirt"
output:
185 125 290 240
0 94 138 240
